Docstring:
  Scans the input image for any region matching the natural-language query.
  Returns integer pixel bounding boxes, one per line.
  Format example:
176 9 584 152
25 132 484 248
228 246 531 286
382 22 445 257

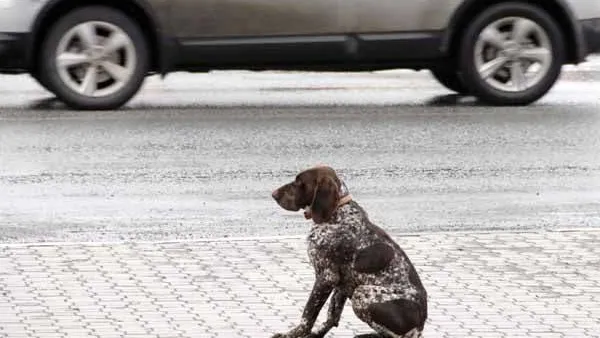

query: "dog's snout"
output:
272 189 280 200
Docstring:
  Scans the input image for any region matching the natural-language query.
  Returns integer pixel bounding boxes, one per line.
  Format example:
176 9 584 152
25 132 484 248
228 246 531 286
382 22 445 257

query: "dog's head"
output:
272 166 342 224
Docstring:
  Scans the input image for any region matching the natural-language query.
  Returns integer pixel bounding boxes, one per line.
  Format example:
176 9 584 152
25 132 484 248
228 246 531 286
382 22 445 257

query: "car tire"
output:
430 67 469 94
38 6 149 110
31 71 51 93
457 2 565 105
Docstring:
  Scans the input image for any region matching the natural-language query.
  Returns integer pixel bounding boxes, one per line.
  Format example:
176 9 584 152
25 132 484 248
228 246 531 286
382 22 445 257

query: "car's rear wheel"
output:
457 2 565 105
430 67 469 94
38 6 149 110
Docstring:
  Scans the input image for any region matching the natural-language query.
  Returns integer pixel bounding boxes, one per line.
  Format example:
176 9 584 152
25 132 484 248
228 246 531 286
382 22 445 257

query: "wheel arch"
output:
27 0 171 76
440 0 586 64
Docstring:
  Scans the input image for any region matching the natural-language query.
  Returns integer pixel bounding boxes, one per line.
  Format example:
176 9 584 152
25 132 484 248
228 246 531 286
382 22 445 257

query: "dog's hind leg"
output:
354 331 422 338
367 299 425 338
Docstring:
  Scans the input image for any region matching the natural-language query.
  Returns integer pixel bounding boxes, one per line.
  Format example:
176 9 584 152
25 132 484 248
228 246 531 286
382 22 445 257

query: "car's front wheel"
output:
458 2 566 105
430 67 469 94
38 6 149 110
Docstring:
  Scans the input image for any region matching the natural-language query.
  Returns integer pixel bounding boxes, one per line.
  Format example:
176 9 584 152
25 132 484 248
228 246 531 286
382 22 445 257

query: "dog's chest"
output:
305 204 366 271
307 222 356 262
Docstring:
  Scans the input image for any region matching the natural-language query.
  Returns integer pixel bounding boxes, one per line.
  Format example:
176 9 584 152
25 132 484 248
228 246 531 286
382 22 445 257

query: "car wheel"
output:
38 6 149 110
31 71 51 92
430 67 469 94
457 2 565 105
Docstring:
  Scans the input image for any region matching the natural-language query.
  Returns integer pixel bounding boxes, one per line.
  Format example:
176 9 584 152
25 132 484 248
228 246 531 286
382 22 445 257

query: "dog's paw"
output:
271 323 312 338
272 333 295 338
304 333 323 338
270 333 311 338
306 329 334 338
271 326 312 338
270 332 303 338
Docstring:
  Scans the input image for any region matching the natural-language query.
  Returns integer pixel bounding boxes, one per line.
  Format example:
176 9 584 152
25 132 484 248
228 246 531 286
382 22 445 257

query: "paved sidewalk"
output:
1 229 599 338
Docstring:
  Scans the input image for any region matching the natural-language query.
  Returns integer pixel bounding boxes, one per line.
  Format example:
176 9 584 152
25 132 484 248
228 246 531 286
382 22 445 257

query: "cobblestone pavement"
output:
1 229 599 338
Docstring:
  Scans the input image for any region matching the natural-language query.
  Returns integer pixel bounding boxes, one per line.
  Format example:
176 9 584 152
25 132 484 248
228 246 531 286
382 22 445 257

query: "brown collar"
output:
337 194 352 207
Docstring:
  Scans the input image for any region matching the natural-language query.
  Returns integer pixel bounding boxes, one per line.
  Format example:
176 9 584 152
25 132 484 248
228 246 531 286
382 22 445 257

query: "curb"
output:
1 226 599 248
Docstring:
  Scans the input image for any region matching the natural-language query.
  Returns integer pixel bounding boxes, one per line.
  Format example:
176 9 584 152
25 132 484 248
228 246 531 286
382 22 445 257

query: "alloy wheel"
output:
55 21 136 97
474 17 552 93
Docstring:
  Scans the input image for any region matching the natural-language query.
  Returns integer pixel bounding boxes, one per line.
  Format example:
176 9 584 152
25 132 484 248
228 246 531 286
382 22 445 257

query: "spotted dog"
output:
271 166 427 338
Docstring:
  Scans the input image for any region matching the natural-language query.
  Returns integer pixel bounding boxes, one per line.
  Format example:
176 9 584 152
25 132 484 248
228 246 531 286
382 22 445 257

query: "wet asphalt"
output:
1 69 599 243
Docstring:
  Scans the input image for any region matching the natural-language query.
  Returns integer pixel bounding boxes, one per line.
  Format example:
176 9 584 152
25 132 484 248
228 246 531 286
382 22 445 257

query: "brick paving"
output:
1 229 599 338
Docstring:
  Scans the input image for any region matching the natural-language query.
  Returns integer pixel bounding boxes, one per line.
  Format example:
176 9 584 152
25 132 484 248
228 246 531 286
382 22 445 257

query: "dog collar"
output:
337 180 352 207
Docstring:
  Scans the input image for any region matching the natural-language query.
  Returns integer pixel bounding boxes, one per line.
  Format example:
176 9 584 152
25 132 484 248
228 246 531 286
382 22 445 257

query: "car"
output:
0 0 599 110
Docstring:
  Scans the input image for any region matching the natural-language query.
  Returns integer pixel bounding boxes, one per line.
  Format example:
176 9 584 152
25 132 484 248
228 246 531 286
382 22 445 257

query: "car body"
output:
0 0 599 109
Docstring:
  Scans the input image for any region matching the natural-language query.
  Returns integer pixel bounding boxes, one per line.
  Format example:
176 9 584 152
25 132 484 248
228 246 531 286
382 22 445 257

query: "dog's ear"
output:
310 175 339 224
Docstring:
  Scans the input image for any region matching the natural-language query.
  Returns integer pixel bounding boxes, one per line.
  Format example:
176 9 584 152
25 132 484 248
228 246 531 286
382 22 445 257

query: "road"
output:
1 64 600 243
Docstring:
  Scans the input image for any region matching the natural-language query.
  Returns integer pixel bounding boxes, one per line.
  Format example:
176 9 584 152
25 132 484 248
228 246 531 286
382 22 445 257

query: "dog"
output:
271 166 427 338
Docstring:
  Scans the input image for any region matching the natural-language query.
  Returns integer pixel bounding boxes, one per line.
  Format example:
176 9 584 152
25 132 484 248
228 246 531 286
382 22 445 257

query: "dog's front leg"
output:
310 288 347 338
271 278 334 338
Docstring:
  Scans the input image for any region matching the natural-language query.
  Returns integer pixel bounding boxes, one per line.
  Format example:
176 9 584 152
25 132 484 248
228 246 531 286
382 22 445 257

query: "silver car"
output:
1 0 599 110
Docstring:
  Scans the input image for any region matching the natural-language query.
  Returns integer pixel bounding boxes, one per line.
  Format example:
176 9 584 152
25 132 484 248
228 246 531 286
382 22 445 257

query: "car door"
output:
170 0 353 66
348 0 456 62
